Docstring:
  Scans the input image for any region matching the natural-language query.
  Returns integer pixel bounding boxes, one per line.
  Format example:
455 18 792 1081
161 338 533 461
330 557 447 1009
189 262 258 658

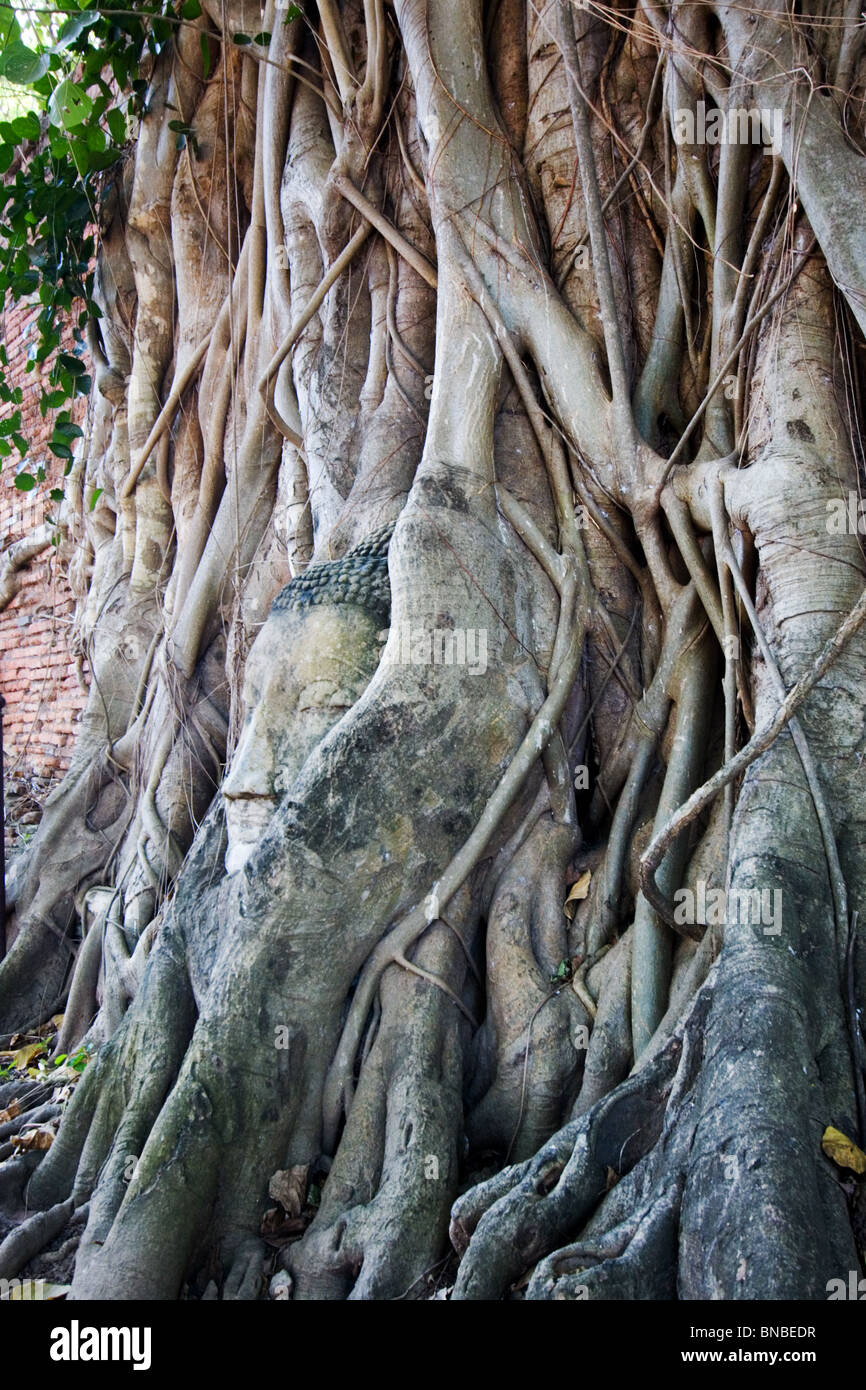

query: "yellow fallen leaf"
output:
0 1098 21 1124
563 870 592 920
11 1042 45 1070
822 1125 866 1175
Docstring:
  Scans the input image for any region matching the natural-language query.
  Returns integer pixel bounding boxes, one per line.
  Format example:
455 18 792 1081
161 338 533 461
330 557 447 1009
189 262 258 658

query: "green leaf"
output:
233 32 252 44
53 11 99 52
12 112 40 142
106 108 126 145
40 391 65 413
253 32 272 45
48 80 93 131
0 4 21 48
200 31 211 78
14 472 36 491
167 119 193 134
54 422 84 441
50 488 64 502
285 3 302 20
0 41 50 86
181 0 202 16
88 486 103 510
0 144 12 173
48 440 73 460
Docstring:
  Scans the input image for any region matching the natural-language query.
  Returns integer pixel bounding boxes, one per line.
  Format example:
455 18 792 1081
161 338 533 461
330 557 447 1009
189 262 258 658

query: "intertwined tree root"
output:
450 986 706 1300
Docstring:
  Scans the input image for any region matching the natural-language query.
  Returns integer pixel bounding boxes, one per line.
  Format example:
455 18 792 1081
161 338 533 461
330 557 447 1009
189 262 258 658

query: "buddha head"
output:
222 527 392 875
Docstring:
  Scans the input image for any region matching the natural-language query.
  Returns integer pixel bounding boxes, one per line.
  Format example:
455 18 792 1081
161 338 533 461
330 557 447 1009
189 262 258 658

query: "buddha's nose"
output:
222 713 276 799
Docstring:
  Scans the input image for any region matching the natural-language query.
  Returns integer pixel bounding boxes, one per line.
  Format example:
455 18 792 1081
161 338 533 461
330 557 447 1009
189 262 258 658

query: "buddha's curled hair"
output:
270 522 394 625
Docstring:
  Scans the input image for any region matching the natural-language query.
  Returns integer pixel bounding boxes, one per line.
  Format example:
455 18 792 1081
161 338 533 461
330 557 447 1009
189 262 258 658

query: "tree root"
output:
571 930 632 1116
0 1198 74 1280
289 912 473 1300
526 1177 683 1299
450 1025 686 1299
450 979 712 1300
466 816 587 1159
24 925 196 1228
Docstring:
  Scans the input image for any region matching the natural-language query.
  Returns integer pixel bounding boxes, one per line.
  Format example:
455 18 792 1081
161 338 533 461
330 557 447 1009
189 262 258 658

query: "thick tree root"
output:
0 1198 74 1280
467 816 587 1158
450 1018 688 1299
571 930 632 1115
289 917 473 1299
20 924 196 1275
525 1177 683 1299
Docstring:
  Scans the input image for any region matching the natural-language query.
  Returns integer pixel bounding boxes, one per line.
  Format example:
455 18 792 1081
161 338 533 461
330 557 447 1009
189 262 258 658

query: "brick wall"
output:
0 295 89 797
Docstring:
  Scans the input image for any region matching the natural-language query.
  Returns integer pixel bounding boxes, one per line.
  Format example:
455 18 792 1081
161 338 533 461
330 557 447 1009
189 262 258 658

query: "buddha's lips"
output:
224 795 278 840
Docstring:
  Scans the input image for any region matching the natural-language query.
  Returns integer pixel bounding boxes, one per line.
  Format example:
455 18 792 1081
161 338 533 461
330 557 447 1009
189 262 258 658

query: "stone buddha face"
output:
222 600 385 875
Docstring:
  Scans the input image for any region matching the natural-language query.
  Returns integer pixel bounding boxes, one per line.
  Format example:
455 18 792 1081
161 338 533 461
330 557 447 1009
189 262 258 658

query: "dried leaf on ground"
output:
13 1125 55 1151
563 870 592 920
822 1125 866 1174
269 1164 308 1217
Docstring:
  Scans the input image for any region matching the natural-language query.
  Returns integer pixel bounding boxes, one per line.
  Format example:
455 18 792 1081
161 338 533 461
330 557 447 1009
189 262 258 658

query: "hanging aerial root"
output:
571 930 632 1116
640 579 866 932
466 816 586 1161
332 176 438 289
650 238 816 507
258 219 372 444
